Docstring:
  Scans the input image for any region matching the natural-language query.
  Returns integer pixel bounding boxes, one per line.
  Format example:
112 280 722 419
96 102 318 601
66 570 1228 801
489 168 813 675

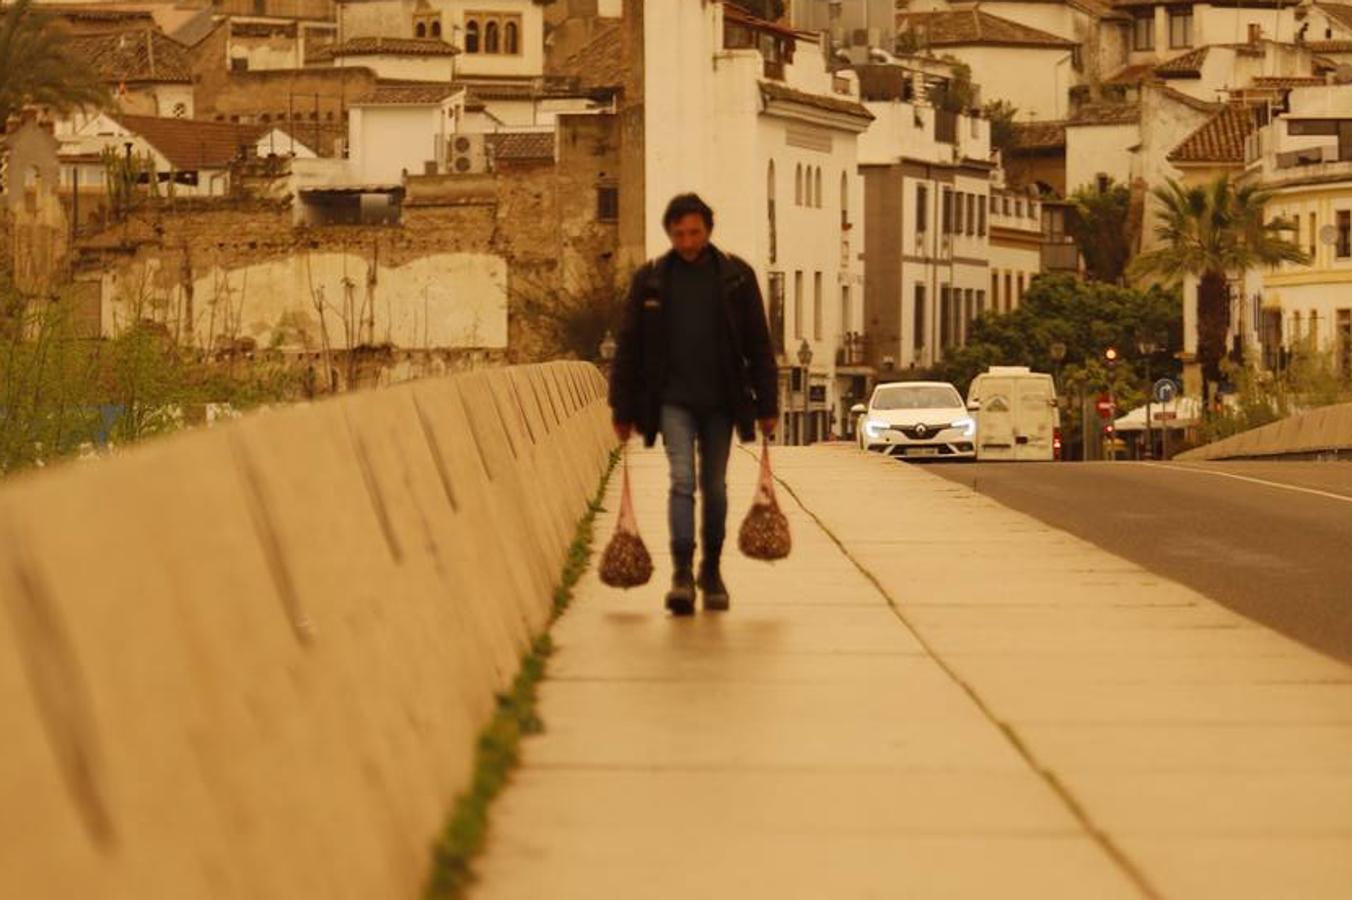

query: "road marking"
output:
1140 462 1352 505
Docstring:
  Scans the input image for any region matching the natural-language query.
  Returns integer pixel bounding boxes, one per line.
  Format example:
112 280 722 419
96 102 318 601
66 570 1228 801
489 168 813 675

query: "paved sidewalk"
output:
469 445 1352 899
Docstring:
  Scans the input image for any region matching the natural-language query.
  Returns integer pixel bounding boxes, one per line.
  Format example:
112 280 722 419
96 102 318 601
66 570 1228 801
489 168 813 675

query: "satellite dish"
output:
1319 223 1339 244
1336 64 1352 84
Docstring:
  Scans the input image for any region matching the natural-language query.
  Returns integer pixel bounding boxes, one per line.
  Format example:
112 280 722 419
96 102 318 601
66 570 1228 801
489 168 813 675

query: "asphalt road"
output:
927 459 1352 665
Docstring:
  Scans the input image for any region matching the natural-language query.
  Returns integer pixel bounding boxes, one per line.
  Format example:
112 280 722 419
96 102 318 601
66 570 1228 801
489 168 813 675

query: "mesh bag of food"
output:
738 437 791 561
599 449 654 589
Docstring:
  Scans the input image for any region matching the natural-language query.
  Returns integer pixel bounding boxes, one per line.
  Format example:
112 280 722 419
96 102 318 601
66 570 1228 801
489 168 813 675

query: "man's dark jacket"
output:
609 245 779 447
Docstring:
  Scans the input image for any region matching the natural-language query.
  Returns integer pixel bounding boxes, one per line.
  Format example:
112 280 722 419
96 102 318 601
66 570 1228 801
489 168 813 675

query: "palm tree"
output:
0 0 108 129
1068 177 1133 284
1130 175 1306 402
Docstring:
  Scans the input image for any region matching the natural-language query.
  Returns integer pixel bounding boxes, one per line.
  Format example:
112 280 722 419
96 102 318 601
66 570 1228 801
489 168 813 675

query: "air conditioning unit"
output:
447 133 487 174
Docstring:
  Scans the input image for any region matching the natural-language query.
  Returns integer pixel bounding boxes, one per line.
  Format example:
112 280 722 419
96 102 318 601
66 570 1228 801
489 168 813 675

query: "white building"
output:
1241 84 1352 378
988 183 1048 312
640 1 873 443
856 58 998 371
327 35 460 81
336 0 546 80
59 113 270 198
894 7 1082 121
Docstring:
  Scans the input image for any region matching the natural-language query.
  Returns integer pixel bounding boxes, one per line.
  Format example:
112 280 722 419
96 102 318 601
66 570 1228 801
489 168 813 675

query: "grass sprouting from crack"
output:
424 448 620 900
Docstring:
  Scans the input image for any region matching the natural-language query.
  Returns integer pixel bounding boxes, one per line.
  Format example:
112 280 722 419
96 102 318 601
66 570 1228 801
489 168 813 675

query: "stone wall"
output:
69 110 627 361
0 361 613 900
1178 401 1352 460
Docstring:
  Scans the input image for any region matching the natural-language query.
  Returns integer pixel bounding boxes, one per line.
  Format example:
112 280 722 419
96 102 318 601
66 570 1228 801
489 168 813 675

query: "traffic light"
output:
1104 346 1120 370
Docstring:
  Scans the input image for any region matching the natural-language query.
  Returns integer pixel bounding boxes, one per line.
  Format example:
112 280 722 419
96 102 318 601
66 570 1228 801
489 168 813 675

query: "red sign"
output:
1095 393 1114 419
1154 411 1178 421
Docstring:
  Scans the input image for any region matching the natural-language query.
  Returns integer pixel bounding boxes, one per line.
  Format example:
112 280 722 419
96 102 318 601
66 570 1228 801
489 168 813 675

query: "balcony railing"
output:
836 332 869 367
1041 240 1080 272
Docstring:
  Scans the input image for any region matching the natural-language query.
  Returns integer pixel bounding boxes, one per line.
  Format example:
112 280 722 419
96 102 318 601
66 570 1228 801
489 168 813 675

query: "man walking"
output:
609 194 780 615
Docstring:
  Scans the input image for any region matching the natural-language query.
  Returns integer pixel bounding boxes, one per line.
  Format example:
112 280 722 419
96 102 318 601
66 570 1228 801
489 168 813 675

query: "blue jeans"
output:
660 404 733 569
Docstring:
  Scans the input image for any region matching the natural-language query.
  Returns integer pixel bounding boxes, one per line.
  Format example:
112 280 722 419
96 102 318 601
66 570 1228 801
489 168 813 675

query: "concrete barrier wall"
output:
0 362 614 900
1177 401 1352 461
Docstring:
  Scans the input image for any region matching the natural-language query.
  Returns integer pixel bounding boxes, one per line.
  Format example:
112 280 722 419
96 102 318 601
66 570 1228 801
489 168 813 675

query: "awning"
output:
1114 396 1202 432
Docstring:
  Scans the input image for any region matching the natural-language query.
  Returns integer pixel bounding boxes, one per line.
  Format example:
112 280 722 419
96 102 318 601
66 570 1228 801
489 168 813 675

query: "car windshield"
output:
872 385 963 410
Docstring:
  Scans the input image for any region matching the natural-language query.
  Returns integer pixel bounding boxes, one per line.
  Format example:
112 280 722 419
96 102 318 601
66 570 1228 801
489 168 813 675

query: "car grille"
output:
891 423 951 441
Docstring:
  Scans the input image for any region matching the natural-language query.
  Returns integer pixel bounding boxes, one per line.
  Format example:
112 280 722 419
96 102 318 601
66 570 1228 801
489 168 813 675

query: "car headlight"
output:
864 418 888 438
950 416 976 438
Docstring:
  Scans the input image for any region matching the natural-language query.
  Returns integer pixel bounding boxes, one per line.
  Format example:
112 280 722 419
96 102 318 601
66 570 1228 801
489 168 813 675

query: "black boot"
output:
699 558 730 612
666 547 696 616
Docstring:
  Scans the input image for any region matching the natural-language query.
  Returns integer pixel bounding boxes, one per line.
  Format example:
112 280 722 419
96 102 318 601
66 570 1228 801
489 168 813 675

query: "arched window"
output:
485 20 500 53
431 20 441 37
504 21 518 54
795 164 802 206
465 20 480 53
415 21 426 37
814 168 823 208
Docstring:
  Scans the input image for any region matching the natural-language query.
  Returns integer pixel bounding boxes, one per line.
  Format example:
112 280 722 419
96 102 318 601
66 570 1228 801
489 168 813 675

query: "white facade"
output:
347 95 461 185
988 187 1043 314
337 0 544 79
334 51 456 82
61 114 231 197
643 0 872 441
857 59 1009 371
940 44 1077 121
1066 121 1139 192
1244 85 1352 378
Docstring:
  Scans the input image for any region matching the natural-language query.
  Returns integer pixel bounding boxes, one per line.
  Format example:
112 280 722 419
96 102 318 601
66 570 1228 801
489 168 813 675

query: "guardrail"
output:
1177 401 1352 460
0 361 613 900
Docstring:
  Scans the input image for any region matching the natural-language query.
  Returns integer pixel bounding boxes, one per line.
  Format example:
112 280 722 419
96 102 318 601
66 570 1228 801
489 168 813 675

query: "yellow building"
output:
1243 86 1352 379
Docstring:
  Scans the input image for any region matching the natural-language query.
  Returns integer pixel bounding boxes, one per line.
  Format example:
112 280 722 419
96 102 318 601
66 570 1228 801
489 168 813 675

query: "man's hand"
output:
758 417 778 437
614 421 633 442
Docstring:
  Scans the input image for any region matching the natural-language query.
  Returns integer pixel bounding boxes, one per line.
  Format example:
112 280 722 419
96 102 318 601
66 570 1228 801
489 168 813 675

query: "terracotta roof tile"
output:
1316 3 1352 31
1068 102 1140 125
44 5 156 26
67 30 192 84
328 36 459 57
1154 46 1210 78
352 82 460 105
1155 84 1223 113
895 9 1076 48
759 80 874 121
1251 75 1327 87
1106 63 1157 84
111 114 265 169
555 22 625 89
723 4 807 42
964 0 1128 17
486 131 555 161
1010 120 1067 150
1167 104 1257 163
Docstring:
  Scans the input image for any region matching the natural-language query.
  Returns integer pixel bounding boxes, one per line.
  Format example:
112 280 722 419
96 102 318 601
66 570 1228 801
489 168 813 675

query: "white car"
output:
852 381 977 460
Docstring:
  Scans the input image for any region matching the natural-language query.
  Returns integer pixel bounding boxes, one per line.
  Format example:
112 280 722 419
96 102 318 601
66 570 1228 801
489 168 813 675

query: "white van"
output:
966 366 1062 461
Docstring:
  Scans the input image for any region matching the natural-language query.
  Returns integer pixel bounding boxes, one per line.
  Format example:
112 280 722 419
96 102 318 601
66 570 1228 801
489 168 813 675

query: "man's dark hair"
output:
662 193 715 232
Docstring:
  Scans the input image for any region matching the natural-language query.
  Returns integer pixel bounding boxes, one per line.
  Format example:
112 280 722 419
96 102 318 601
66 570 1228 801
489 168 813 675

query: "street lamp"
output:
1049 340 1067 389
797 339 813 446
1137 334 1161 460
